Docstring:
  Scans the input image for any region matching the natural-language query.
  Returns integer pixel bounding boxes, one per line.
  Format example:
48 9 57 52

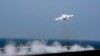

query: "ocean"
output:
0 38 100 49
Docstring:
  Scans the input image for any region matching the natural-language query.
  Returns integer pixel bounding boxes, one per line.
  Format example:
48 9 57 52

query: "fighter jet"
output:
55 14 74 21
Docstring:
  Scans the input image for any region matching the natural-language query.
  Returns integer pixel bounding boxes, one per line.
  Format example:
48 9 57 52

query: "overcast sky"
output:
0 0 100 41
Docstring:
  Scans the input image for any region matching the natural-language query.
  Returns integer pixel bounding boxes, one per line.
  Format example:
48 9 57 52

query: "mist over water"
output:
0 40 94 56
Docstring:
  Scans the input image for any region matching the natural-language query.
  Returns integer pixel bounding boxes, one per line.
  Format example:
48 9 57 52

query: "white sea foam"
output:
0 40 94 56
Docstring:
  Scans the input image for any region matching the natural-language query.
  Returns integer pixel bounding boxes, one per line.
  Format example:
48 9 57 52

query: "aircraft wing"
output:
68 14 74 17
55 17 62 20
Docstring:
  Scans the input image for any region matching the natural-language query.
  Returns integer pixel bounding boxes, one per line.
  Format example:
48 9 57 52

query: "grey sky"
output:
0 0 100 40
